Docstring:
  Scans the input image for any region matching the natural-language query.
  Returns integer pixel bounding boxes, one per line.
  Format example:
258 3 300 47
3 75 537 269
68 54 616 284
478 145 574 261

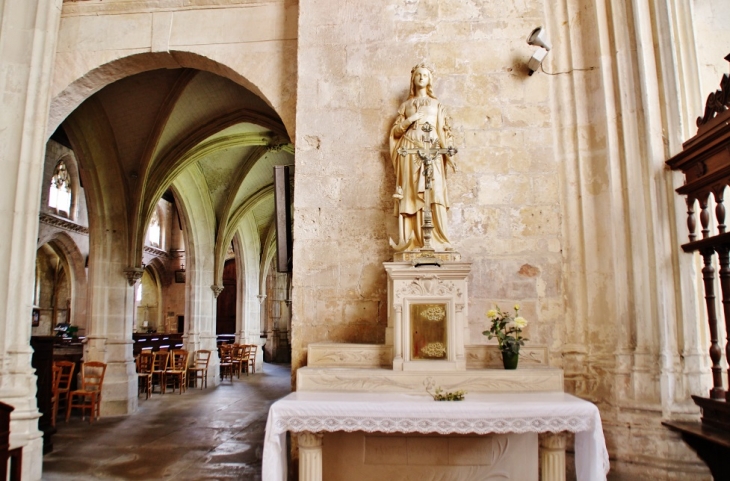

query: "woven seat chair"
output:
151 350 170 394
65 361 107 423
50 365 62 427
165 349 189 394
219 345 234 382
53 360 75 422
188 350 211 389
246 344 257 374
136 350 154 399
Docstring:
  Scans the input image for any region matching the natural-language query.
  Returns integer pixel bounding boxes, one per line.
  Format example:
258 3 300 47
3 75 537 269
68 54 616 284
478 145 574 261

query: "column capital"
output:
298 431 323 447
124 267 144 286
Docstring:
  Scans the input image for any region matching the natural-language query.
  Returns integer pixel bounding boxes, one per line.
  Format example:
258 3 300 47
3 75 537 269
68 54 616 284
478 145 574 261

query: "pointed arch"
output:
39 232 88 333
215 185 275 286
49 50 293 141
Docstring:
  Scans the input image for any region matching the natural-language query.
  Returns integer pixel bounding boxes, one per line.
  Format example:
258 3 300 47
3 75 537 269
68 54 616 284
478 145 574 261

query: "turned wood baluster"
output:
687 197 697 242
715 188 727 234
700 196 711 239
701 248 725 399
718 245 730 402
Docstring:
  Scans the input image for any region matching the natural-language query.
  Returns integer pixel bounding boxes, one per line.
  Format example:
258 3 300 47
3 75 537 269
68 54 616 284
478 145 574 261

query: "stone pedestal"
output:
384 262 470 371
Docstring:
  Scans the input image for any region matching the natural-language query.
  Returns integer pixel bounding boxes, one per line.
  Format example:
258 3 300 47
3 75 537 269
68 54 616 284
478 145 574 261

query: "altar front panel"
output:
323 431 538 481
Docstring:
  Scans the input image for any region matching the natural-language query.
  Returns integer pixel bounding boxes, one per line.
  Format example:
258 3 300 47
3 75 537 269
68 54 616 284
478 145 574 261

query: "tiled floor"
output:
42 363 292 480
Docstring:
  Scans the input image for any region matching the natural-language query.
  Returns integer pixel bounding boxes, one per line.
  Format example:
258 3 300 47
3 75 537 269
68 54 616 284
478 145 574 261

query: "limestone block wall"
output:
52 0 298 139
692 0 730 98
293 0 560 380
292 0 713 477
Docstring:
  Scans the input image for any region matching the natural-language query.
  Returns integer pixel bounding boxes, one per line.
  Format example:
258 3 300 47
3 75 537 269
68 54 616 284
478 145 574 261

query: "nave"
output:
42 363 291 480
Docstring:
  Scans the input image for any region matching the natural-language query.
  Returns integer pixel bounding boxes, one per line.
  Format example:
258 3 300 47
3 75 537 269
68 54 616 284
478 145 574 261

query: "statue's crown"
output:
411 62 435 75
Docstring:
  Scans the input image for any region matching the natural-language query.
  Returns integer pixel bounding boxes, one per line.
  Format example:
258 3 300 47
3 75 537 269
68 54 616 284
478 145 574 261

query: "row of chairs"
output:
50 346 256 424
219 344 257 381
51 360 107 425
136 349 212 399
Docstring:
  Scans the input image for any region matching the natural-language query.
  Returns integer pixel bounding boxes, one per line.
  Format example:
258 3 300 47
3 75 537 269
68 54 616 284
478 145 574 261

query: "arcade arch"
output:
40 57 294 417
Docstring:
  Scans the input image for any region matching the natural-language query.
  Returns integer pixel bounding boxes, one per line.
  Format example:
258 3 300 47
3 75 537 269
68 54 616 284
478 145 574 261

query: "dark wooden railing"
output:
664 53 730 479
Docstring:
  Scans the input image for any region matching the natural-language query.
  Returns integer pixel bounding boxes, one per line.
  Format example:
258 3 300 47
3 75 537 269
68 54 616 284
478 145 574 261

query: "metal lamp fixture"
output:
526 27 552 75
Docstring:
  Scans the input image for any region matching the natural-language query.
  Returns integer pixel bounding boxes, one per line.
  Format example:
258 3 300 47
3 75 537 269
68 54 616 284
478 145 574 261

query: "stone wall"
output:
292 0 560 381
692 0 730 98
292 0 713 477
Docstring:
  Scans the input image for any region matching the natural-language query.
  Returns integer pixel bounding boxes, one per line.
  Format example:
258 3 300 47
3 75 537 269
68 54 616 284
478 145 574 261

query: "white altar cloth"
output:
263 391 609 481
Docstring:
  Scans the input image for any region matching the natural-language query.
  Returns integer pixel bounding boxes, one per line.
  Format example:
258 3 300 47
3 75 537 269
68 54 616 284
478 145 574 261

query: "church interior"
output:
1 0 730 479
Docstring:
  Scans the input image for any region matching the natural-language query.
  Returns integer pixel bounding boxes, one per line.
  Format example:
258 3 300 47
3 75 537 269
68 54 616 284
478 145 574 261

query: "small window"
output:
48 161 71 217
136 283 143 302
147 209 161 248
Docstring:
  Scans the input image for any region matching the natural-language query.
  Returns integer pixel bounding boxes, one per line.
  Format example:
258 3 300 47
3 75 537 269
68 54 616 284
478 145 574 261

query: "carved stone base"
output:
392 250 461 263
323 431 537 481
306 342 550 369
296 366 564 393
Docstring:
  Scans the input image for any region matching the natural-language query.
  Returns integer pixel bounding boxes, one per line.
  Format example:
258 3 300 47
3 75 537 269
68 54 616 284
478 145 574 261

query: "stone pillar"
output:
173 171 219 386
455 303 466 369
540 432 566 481
0 1 63 479
298 431 323 481
393 305 403 370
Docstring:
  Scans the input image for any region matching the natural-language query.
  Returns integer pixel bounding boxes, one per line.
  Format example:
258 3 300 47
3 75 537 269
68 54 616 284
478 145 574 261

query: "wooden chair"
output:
231 345 249 378
246 344 257 374
50 365 62 427
219 345 233 382
136 350 153 399
53 360 75 421
188 350 211 389
165 349 189 394
151 350 170 394
66 361 107 423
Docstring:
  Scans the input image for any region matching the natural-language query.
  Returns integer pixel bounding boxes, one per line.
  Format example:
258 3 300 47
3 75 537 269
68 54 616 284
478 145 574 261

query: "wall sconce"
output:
527 27 552 76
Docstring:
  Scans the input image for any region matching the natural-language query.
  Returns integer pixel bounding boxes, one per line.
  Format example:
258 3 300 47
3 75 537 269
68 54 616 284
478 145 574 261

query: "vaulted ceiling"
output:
61 68 293 278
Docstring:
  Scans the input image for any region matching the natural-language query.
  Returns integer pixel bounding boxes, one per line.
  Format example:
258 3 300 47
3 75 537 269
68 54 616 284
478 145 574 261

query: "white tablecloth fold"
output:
263 391 609 481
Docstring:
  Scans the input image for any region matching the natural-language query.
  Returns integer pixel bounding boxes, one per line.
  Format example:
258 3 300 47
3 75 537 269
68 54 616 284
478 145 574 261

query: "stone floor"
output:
42 363 292 480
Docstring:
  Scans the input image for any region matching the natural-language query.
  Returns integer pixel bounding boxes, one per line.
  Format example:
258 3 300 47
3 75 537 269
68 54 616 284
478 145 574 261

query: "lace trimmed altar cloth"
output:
263 391 609 481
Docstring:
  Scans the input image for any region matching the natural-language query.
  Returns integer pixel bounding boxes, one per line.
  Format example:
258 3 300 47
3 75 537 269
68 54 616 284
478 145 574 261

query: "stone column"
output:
540 432 566 481
393 305 403 370
455 303 466 369
0 1 63 479
298 431 323 481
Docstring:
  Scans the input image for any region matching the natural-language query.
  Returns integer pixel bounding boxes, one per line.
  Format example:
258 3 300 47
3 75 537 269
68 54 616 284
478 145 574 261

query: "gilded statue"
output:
389 63 457 252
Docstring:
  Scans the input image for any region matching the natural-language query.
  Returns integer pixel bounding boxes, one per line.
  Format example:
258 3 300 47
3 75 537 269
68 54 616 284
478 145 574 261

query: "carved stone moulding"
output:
123 266 144 286
296 366 564 393
308 343 394 368
307 343 550 370
39 212 89 234
393 250 461 263
466 345 549 368
211 285 224 298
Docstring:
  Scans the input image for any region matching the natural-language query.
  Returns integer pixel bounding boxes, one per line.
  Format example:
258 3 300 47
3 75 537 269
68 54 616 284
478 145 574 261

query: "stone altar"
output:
266 62 608 481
